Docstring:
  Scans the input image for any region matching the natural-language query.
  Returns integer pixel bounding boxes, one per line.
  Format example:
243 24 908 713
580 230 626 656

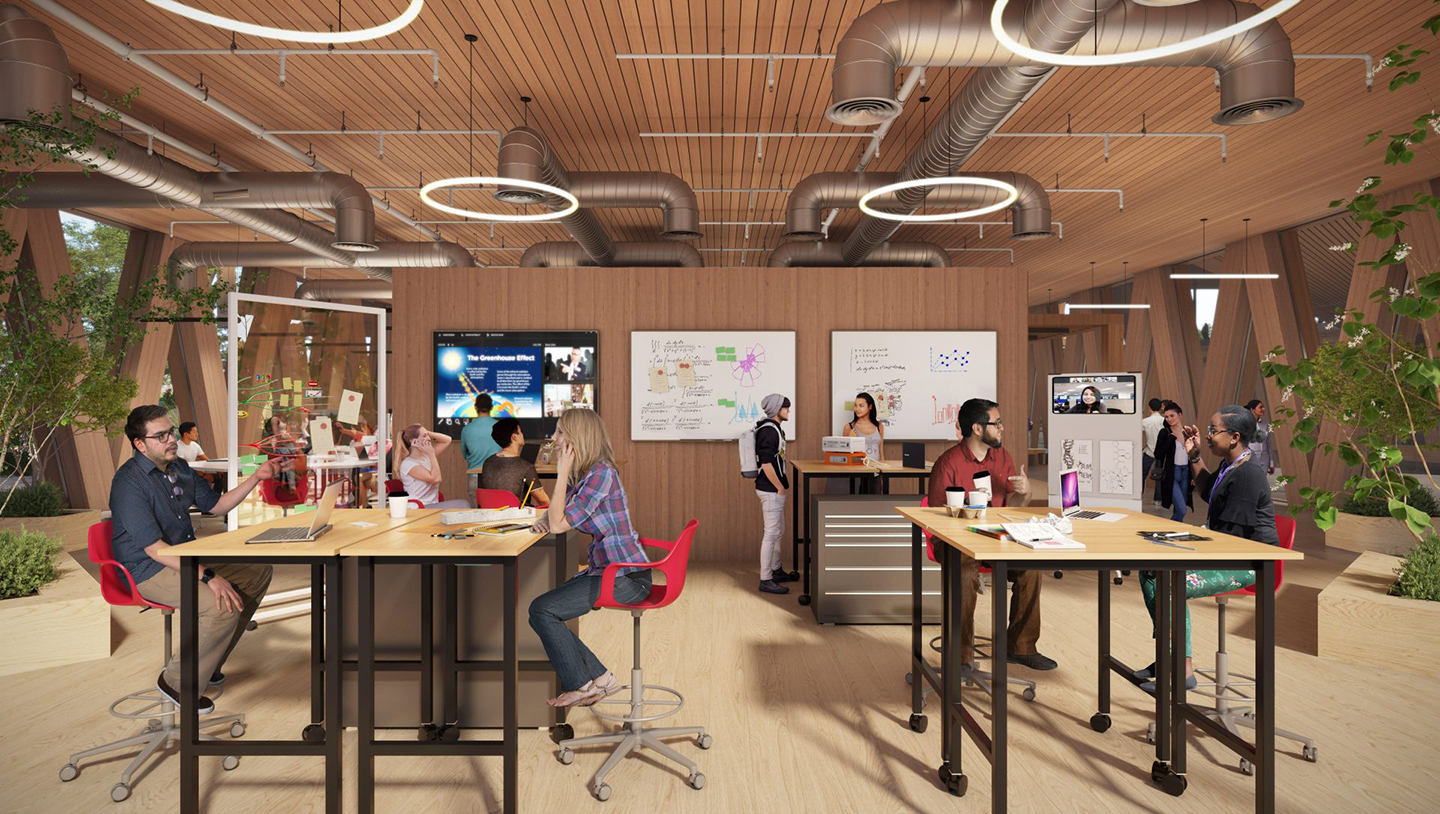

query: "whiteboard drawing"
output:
832 332 996 440
929 347 974 372
1061 438 1094 490
1100 439 1134 495
633 332 795 441
732 343 767 387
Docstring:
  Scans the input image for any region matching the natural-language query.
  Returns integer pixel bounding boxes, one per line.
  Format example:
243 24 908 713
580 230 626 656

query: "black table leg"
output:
910 525 924 723
1171 566 1188 779
990 561 1009 812
1154 569 1172 767
503 559 519 814
790 462 800 580
324 558 342 814
310 563 324 727
799 472 813 606
1255 560 1276 814
181 557 199 814
1095 569 1112 732
420 564 434 737
940 545 965 796
443 564 458 734
359 557 375 814
553 532 569 734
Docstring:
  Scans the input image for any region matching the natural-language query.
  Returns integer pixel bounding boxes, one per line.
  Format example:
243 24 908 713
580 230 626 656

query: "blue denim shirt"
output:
109 450 220 584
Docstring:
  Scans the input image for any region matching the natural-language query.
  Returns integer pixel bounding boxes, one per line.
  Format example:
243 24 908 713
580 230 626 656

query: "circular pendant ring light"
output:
989 0 1302 67
857 177 1019 223
420 177 579 222
145 0 425 44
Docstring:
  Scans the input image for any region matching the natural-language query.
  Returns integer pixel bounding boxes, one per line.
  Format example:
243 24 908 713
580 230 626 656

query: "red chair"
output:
59 521 244 802
556 520 710 801
1177 513 1317 772
260 474 309 516
475 488 520 509
385 478 445 508
905 498 1036 705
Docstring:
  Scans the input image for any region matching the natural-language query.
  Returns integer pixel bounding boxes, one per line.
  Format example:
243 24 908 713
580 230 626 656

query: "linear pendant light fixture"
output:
990 0 1304 67
420 36 576 222
1063 260 1151 314
1170 217 1278 279
146 0 425 44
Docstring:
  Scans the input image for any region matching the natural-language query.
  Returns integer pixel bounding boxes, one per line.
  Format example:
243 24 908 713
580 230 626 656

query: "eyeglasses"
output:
144 428 179 442
1205 426 1233 437
983 420 1005 428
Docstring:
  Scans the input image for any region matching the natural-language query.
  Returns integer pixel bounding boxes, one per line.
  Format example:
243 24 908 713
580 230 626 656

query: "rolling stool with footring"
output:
904 499 1035 730
556 520 711 801
1144 515 1317 774
59 520 244 802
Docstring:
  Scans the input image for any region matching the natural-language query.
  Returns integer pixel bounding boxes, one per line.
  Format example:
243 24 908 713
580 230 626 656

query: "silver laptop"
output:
246 481 342 544
1058 469 1125 522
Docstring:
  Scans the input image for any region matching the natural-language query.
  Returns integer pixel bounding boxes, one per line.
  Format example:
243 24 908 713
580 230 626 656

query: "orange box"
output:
823 451 868 466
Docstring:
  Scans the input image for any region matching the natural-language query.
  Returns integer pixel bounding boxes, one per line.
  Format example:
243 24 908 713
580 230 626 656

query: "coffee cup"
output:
967 490 990 508
945 487 967 509
389 499 409 520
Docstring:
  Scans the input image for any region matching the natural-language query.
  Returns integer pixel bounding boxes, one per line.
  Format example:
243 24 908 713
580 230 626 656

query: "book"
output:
1013 535 1085 551
968 524 1013 541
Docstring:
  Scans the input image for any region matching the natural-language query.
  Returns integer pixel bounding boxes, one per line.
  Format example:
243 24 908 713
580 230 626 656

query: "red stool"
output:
385 479 445 509
556 520 710 801
1151 514 1318 771
59 521 244 802
475 488 520 509
260 474 309 517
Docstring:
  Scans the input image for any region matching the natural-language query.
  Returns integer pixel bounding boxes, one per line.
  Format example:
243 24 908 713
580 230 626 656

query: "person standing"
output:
843 391 886 494
755 393 794 595
927 398 1056 672
461 393 501 498
109 405 281 712
1141 398 1165 492
1153 401 1194 523
1245 399 1278 476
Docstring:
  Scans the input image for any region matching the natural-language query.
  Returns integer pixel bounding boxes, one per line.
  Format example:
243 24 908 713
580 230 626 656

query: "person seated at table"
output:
262 414 309 503
528 408 651 707
1135 405 1278 692
397 424 470 509
110 405 284 713
927 398 1056 672
338 416 379 507
176 421 222 489
481 417 550 507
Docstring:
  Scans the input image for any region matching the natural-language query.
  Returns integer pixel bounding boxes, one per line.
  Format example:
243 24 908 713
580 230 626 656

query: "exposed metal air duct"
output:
785 171 1051 240
767 241 952 268
828 0 1301 127
171 241 473 270
567 172 702 240
496 126 616 265
296 279 394 301
520 242 704 268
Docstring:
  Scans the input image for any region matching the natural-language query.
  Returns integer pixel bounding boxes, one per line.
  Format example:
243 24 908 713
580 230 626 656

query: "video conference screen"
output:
1052 374 1138 415
434 331 597 439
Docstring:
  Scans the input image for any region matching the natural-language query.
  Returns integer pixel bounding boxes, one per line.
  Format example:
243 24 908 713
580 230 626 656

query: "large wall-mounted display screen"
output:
434 331 597 439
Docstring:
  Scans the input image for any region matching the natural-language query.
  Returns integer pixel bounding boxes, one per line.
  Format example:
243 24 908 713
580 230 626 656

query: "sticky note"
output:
676 360 697 388
843 400 855 411
279 394 290 408
282 377 292 390
649 366 670 394
293 380 302 395
337 389 362 424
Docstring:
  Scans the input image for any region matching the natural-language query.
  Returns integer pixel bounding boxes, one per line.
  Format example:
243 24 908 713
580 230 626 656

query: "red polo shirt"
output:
927 442 1018 508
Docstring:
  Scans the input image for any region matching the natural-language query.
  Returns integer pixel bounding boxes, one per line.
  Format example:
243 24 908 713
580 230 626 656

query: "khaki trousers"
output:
139 563 273 688
958 557 1042 661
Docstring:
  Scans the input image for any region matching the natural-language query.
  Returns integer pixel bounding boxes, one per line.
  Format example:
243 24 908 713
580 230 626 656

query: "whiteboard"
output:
631 331 797 441
831 331 997 440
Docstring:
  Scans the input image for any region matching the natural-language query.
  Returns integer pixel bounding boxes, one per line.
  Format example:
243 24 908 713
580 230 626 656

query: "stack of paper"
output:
1000 522 1086 550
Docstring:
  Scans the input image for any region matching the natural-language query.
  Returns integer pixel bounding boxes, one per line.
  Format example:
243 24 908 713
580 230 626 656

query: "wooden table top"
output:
344 510 548 558
790 459 933 475
896 506 1305 563
173 509 421 558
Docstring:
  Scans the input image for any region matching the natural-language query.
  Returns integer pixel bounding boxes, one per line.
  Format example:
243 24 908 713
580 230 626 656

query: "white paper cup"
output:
945 488 967 508
389 499 408 520
967 491 990 508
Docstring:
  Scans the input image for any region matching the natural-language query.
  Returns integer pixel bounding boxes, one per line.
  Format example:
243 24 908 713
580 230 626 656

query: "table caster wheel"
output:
593 782 611 802
230 722 246 738
418 724 440 742
908 713 927 733
785 570 799 581
904 672 913 685
1053 570 1063 579
549 723 574 743
111 783 131 803
1151 762 1187 796
1022 686 1036 702
147 718 162 730
697 733 713 749
59 763 78 782
246 620 257 631
1146 722 1156 744
440 725 460 742
557 748 574 765
222 755 239 771
687 771 705 790
1113 576 1124 585
302 724 325 743
1089 713 1111 733
1303 745 1318 762
798 595 811 606
938 763 967 797
1239 758 1254 776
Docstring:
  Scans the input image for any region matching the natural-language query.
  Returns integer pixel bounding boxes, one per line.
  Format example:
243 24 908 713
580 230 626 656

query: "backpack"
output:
739 421 782 478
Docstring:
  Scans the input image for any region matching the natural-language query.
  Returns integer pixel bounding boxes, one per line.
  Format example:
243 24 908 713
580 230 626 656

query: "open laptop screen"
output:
1059 469 1080 512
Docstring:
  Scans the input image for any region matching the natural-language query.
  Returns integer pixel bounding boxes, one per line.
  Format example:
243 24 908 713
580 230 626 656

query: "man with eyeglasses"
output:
109 404 284 713
927 398 1057 672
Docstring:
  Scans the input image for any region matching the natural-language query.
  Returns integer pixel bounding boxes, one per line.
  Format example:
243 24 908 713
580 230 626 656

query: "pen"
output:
1142 536 1196 551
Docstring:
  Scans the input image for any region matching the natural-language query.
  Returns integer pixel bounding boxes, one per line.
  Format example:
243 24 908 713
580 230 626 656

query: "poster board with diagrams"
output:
830 331 997 440
631 331 796 441
1045 372 1144 512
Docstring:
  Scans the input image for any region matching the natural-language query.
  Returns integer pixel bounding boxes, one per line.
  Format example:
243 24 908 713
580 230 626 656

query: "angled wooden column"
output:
108 230 176 466
168 265 227 458
1246 232 1314 502
1141 266 1199 413
0 207 29 307
1277 226 1321 359
1171 272 1206 401
235 269 300 448
1029 336 1057 444
1397 177 1440 348
1198 240 1259 421
1122 273 1157 399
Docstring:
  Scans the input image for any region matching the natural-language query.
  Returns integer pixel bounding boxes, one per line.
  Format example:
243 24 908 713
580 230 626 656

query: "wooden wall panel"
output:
394 266 1028 563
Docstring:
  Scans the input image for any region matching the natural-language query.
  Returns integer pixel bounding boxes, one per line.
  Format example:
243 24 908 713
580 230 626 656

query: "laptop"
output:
246 481 342 544
1058 469 1125 522
520 443 541 464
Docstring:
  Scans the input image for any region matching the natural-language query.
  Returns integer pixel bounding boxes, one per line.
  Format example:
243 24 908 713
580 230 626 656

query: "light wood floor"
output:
2 513 1438 813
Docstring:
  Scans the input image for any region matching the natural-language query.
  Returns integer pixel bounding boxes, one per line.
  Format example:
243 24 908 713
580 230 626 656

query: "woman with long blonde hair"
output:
529 408 651 707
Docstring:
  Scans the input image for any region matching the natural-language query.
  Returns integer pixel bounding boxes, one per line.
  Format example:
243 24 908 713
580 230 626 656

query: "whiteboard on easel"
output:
831 331 997 440
631 331 797 441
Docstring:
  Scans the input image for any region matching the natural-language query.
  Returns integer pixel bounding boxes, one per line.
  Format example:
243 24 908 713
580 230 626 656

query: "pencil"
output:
519 478 535 507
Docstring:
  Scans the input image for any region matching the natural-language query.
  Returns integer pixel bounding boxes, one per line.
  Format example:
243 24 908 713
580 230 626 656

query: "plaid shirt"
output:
110 451 220 584
566 460 646 576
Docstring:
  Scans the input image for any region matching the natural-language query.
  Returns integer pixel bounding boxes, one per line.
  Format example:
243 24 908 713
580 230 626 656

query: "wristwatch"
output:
200 567 215 584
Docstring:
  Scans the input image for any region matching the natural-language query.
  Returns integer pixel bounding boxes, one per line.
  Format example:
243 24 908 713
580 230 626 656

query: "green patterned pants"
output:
1139 569 1257 657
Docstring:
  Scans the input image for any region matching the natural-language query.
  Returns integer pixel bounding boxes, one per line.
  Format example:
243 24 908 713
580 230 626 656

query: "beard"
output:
983 431 1003 449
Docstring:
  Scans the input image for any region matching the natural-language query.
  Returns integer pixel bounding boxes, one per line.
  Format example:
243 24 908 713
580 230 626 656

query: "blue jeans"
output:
529 569 653 691
1170 464 1191 522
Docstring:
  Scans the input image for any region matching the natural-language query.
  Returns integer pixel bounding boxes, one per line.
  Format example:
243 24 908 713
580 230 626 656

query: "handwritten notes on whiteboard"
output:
831 332 997 440
632 332 796 441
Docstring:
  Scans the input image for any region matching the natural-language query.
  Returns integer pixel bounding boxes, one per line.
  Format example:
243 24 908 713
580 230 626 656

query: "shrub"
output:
1390 532 1440 602
0 481 65 517
1340 486 1440 518
0 527 64 599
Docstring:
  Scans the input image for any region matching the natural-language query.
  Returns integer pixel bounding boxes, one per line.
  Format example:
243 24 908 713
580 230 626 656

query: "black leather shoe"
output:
209 671 225 687
157 673 215 715
1141 674 1198 694
1007 652 1058 671
1134 662 1157 681
758 579 790 594
770 571 798 583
